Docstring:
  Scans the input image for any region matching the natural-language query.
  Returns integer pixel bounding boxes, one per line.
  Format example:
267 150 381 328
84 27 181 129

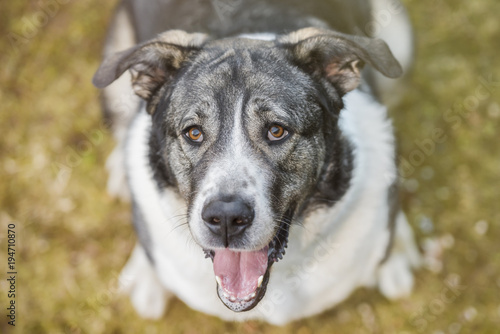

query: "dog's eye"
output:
267 125 289 142
185 126 204 143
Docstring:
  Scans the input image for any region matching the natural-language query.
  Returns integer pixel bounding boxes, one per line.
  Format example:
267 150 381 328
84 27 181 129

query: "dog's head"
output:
94 28 401 312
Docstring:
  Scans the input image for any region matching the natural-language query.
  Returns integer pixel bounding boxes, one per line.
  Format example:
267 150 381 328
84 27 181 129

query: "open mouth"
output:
204 211 292 312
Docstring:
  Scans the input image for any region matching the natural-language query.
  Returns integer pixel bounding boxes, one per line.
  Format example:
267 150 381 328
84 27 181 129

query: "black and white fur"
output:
94 0 420 324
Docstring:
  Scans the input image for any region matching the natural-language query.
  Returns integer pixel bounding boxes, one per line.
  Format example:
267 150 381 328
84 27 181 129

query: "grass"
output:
0 0 499 333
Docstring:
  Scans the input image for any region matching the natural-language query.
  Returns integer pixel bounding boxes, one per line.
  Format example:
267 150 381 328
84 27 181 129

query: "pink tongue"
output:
213 247 268 299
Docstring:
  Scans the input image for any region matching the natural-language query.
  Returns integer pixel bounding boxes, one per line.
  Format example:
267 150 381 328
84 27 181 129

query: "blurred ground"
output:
0 0 499 333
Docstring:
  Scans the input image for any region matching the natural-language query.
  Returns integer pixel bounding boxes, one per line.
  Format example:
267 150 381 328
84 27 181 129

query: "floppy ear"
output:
93 30 208 113
278 27 402 94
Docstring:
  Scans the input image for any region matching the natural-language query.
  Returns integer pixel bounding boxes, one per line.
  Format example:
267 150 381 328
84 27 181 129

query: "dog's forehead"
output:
167 40 320 125
181 39 312 92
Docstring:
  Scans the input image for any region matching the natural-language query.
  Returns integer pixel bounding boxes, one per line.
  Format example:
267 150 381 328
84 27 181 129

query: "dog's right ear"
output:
93 30 208 113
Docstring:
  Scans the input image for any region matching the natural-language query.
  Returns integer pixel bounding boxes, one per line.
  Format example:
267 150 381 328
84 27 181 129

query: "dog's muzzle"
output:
203 206 294 312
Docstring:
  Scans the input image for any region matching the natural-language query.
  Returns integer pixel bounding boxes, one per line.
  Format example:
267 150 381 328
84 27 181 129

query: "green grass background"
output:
1 0 499 333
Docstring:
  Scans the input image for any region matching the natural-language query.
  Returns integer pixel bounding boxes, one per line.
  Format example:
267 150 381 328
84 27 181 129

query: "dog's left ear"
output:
279 27 402 94
93 30 208 113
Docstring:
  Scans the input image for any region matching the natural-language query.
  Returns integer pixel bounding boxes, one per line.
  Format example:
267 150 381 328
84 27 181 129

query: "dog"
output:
93 0 420 325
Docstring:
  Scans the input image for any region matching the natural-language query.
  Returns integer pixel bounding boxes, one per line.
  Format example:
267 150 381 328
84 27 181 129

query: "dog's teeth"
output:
243 292 256 301
229 296 236 302
215 276 222 286
257 275 264 288
223 291 230 298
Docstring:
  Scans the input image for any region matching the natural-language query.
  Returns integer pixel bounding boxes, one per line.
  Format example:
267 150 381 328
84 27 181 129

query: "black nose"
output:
202 197 254 247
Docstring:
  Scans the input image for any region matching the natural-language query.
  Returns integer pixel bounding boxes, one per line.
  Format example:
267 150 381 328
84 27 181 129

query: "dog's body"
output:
95 0 420 325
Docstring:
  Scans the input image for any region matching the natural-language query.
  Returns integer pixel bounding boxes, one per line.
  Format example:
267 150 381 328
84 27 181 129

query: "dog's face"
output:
94 28 401 312
166 38 328 249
